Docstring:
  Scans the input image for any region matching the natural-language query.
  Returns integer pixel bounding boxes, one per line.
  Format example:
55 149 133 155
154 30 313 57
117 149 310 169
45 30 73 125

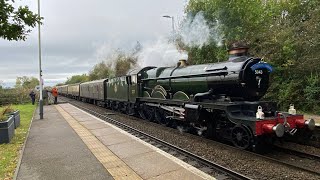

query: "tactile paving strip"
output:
55 105 142 180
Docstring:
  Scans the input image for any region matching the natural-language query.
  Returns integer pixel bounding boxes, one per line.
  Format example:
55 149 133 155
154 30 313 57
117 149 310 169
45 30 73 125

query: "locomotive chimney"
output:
178 59 188 67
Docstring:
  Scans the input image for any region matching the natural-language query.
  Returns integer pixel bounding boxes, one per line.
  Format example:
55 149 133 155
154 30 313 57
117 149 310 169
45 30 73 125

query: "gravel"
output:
274 141 320 156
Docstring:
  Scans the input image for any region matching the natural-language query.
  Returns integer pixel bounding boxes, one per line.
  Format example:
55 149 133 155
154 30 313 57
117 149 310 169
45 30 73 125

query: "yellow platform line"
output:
55 105 142 180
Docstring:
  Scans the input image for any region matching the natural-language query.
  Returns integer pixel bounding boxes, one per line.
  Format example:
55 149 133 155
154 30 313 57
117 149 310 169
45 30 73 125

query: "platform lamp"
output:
162 15 175 34
37 0 43 119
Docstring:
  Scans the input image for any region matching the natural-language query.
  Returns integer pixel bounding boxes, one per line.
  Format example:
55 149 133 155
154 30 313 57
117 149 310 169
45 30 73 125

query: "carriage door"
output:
128 75 137 103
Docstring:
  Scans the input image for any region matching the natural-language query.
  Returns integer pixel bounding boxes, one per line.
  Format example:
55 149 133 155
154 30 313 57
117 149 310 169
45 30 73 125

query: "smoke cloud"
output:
137 38 188 67
179 11 224 48
95 11 224 69
136 11 223 68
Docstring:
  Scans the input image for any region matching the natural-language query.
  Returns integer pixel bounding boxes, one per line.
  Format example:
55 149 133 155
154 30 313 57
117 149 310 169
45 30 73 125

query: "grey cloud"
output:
0 0 185 87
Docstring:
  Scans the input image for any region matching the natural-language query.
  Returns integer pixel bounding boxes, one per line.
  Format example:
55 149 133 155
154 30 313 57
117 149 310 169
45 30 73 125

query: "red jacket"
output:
52 88 58 97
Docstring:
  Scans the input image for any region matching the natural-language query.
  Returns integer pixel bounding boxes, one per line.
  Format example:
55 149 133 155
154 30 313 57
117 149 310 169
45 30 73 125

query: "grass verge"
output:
0 103 36 180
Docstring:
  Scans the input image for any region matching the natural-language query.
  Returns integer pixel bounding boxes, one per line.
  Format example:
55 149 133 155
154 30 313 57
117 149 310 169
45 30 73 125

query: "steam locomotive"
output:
57 57 315 151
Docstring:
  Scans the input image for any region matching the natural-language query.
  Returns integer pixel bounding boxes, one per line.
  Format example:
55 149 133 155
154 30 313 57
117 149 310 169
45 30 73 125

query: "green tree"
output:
15 76 39 89
185 0 320 112
114 42 140 76
184 0 278 64
304 73 320 113
13 76 39 104
113 51 138 76
55 83 65 86
0 0 41 41
115 58 131 76
88 62 113 80
289 0 320 74
65 74 89 84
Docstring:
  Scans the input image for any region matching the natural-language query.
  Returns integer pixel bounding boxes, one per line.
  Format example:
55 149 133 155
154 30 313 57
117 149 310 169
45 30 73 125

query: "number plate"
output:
255 70 263 74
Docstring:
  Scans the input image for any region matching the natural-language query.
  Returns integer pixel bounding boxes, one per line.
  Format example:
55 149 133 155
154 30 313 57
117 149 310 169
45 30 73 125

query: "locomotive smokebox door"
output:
184 104 200 123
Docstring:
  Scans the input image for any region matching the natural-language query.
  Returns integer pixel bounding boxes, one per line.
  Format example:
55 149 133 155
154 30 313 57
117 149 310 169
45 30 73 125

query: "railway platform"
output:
15 103 213 180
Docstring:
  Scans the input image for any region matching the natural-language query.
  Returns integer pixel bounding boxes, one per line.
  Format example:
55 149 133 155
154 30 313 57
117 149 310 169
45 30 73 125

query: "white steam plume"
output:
136 11 223 68
178 11 224 48
137 38 188 67
95 11 224 69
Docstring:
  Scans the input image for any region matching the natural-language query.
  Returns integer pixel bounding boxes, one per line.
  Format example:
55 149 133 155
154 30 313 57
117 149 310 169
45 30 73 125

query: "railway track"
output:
273 146 320 162
259 149 320 176
61 97 320 178
307 126 320 147
69 101 252 180
286 125 320 148
314 126 320 139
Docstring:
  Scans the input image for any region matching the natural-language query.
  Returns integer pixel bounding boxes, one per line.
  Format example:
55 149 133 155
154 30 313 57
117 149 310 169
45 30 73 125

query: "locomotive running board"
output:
145 103 185 121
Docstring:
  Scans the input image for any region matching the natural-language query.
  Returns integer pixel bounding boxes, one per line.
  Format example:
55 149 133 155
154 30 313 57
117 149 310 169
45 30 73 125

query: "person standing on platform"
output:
51 87 58 104
29 90 36 105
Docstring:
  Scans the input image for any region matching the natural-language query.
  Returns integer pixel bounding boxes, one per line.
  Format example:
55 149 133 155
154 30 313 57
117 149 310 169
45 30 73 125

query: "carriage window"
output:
131 75 137 84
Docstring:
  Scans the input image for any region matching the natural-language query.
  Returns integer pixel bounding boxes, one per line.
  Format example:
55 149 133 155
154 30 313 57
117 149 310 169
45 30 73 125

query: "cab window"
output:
131 75 137 84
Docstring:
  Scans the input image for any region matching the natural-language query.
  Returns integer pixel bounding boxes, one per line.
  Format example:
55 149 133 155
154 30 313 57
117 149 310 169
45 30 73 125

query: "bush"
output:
264 72 320 114
0 88 34 106
304 73 320 113
0 106 13 122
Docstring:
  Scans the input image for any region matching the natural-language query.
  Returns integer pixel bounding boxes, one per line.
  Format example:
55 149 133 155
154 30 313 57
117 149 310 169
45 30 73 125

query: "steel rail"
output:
254 153 320 176
273 146 320 162
315 126 320 133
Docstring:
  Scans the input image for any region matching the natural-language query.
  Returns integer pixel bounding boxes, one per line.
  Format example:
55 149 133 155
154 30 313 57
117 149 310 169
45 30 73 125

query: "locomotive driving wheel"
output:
125 103 135 115
111 101 118 111
138 104 154 121
231 125 252 149
154 108 170 126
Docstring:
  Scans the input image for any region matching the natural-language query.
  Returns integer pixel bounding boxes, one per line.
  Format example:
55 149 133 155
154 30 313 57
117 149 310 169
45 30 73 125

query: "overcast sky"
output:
0 0 186 87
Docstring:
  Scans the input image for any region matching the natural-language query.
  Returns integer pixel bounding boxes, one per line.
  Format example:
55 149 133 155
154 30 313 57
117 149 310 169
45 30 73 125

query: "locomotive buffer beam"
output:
145 103 185 121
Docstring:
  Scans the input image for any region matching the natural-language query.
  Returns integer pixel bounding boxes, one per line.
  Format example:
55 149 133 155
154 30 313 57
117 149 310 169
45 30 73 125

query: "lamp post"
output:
162 15 175 34
37 0 43 119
